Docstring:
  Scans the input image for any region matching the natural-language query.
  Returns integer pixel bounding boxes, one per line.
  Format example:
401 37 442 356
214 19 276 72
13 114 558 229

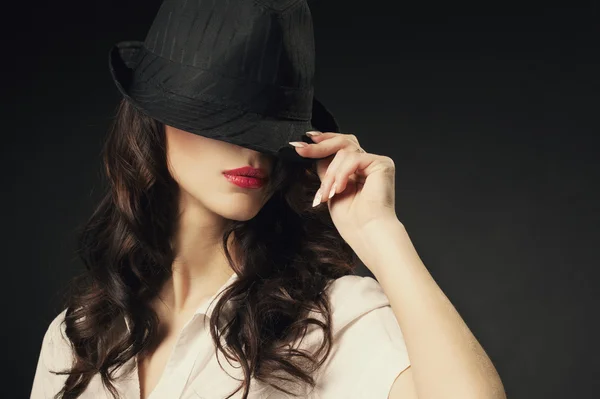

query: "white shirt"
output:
31 274 411 398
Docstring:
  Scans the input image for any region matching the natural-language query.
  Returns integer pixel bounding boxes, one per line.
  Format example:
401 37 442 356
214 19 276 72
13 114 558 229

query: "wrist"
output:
358 217 406 239
353 218 408 269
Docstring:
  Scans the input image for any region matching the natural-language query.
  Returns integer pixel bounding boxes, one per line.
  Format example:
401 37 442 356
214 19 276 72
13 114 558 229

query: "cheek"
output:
167 140 216 191
168 157 215 195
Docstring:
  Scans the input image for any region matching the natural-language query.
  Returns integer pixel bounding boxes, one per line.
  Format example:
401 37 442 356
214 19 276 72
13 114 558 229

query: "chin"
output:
219 208 261 222
216 198 264 221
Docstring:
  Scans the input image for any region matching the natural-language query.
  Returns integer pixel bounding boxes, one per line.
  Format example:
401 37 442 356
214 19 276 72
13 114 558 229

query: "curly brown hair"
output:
49 98 358 398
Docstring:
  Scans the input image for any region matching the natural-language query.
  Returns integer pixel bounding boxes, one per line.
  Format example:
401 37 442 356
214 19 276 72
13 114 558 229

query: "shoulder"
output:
309 275 411 398
326 274 388 303
31 308 75 398
43 307 71 346
324 274 391 336
39 307 75 370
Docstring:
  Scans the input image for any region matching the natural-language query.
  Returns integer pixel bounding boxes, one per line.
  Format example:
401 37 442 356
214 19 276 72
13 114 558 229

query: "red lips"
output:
222 166 268 189
222 166 267 179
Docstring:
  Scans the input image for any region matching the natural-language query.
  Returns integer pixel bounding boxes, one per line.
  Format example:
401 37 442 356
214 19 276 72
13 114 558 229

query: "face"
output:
164 124 275 222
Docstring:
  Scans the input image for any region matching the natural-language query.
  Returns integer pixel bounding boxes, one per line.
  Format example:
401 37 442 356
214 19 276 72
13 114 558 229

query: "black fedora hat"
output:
108 0 340 164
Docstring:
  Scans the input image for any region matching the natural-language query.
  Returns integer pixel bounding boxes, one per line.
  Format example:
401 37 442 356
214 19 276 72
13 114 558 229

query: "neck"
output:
154 190 239 321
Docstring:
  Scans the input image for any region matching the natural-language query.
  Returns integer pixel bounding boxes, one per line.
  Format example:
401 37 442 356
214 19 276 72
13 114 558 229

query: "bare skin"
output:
137 124 274 399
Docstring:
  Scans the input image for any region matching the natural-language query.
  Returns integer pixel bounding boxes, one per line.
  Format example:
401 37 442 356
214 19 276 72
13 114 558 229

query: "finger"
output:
291 134 361 159
332 152 368 197
318 149 350 202
323 153 380 204
304 131 338 142
307 131 361 147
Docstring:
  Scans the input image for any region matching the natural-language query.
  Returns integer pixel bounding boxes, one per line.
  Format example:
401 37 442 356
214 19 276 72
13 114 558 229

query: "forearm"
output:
356 219 506 399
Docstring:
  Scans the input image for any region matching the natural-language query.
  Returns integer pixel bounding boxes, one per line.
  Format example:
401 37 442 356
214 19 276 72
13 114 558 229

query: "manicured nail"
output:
306 131 322 137
328 184 336 199
289 141 308 148
312 188 322 207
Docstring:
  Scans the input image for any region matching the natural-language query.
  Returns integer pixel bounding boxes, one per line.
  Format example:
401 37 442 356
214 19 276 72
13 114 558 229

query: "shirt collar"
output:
193 271 239 318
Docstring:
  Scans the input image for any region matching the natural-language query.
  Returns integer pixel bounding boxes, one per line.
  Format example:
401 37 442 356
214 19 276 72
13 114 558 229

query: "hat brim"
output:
108 41 340 164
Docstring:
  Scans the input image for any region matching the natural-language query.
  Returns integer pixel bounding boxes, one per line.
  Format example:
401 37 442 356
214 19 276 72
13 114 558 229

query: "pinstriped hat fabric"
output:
108 0 339 163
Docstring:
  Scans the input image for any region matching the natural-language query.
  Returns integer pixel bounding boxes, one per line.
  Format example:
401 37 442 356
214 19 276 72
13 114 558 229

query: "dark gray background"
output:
3 0 598 398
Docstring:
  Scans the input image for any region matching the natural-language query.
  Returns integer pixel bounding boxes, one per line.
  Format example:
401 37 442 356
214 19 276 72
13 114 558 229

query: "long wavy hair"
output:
51 98 358 398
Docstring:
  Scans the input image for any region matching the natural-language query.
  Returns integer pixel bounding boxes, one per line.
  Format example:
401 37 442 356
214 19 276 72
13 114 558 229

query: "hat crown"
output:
142 0 314 90
108 0 339 162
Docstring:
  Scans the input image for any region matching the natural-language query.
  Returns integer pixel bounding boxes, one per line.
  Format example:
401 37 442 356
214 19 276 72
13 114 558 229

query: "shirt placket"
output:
147 314 205 399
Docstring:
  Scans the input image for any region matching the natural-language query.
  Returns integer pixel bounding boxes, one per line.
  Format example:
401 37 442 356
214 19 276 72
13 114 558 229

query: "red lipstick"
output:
222 166 267 189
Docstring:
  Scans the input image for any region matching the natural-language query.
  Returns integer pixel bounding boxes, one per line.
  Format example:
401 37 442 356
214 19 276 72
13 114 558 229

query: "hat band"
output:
128 47 314 121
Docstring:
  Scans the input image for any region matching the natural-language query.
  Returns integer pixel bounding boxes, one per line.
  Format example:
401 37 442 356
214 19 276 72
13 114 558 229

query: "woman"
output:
31 0 506 398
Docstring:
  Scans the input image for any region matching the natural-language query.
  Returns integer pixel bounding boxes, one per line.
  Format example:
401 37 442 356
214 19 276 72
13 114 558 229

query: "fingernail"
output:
312 188 322 207
306 131 322 137
328 184 336 199
289 141 308 148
